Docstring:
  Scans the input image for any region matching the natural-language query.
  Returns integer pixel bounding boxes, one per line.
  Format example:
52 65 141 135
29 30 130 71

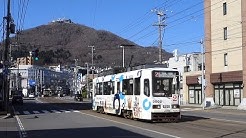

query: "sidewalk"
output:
0 108 20 138
181 104 246 114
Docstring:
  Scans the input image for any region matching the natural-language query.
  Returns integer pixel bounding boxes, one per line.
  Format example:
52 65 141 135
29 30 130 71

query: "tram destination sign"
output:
154 71 175 78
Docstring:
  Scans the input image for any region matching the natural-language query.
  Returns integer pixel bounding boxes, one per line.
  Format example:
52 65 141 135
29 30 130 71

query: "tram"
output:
92 67 181 122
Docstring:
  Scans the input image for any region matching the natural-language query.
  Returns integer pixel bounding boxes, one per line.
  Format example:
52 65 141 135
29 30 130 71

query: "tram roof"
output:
98 64 178 77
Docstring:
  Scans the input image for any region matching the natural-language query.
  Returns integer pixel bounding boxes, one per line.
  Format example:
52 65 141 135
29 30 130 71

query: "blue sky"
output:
1 0 204 54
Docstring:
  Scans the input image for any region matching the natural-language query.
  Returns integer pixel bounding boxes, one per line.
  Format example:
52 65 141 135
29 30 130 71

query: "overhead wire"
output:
149 0 238 48
118 0 181 41
129 0 204 46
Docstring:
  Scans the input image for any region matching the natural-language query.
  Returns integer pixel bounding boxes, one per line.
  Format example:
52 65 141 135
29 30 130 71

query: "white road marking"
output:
12 106 27 138
79 112 180 138
51 110 61 113
33 111 40 114
42 110 50 114
16 115 27 138
23 111 30 115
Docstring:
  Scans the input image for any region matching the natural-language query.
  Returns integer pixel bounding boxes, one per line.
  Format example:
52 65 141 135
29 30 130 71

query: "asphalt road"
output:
11 97 246 138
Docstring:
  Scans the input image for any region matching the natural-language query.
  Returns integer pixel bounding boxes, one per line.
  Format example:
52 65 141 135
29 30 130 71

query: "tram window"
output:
117 82 120 93
122 79 131 95
95 83 99 95
134 78 140 95
103 82 110 95
99 83 103 95
111 81 115 94
154 79 172 97
129 79 133 95
144 79 150 97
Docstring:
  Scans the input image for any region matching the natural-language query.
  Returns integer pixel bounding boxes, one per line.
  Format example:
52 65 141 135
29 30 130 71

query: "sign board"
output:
189 90 194 98
29 80 36 86
234 89 240 98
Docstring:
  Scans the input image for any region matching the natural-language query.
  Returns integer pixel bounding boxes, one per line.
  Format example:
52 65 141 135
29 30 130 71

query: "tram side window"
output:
134 78 140 95
129 79 133 95
144 79 150 97
117 82 120 93
123 79 133 95
95 83 99 95
103 82 110 95
99 83 103 95
111 81 115 94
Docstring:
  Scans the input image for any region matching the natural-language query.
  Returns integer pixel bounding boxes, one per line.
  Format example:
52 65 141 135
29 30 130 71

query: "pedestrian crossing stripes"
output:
33 111 40 114
14 109 79 115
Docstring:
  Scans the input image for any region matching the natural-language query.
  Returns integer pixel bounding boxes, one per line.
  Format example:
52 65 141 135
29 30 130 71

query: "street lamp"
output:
120 44 134 68
88 46 95 79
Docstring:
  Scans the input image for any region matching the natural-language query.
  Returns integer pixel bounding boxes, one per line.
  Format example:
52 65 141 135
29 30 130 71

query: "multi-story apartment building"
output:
204 0 246 109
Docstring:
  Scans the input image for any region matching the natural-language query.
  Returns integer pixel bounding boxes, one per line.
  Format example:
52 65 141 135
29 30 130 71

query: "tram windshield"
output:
152 71 178 97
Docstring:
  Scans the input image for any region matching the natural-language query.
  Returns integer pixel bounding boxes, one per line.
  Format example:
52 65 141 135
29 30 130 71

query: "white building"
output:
10 65 72 97
166 51 203 105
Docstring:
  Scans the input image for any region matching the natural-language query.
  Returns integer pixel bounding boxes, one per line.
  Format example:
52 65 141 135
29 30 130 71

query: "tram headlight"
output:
172 105 180 109
153 105 161 109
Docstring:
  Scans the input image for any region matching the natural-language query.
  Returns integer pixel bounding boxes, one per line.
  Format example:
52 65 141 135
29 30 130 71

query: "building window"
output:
184 66 190 72
224 27 227 40
224 53 228 66
198 63 205 71
223 2 227 15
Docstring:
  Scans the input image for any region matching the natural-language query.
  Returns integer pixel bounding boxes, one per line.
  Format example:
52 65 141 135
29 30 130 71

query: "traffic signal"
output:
32 49 39 61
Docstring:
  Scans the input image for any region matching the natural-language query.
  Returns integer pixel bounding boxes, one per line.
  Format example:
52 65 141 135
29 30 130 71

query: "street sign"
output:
29 80 36 86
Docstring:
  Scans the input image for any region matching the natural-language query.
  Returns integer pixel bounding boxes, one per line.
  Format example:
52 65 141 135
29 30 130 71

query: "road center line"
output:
79 112 180 138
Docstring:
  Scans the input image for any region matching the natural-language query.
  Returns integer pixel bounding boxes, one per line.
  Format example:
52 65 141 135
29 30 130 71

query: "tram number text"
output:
163 105 170 108
153 100 162 103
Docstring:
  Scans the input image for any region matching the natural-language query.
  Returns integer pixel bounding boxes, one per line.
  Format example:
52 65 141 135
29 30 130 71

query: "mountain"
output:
2 21 172 68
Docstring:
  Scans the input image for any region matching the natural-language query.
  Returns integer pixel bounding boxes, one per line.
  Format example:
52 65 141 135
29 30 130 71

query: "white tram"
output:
92 67 181 122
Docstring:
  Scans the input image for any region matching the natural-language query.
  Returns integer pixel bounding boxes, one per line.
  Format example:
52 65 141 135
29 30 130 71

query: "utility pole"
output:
2 0 12 112
74 59 78 95
88 46 95 79
200 39 205 110
152 9 166 64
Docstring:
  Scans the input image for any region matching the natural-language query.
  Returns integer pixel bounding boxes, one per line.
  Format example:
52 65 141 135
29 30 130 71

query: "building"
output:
10 65 72 97
204 0 246 109
166 51 203 105
16 56 32 65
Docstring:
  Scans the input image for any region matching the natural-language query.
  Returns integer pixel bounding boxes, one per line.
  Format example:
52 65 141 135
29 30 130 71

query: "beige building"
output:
204 0 246 109
16 56 32 65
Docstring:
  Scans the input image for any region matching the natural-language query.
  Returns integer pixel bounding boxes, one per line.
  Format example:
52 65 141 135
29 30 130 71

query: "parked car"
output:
74 94 83 101
29 93 35 98
12 95 23 105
